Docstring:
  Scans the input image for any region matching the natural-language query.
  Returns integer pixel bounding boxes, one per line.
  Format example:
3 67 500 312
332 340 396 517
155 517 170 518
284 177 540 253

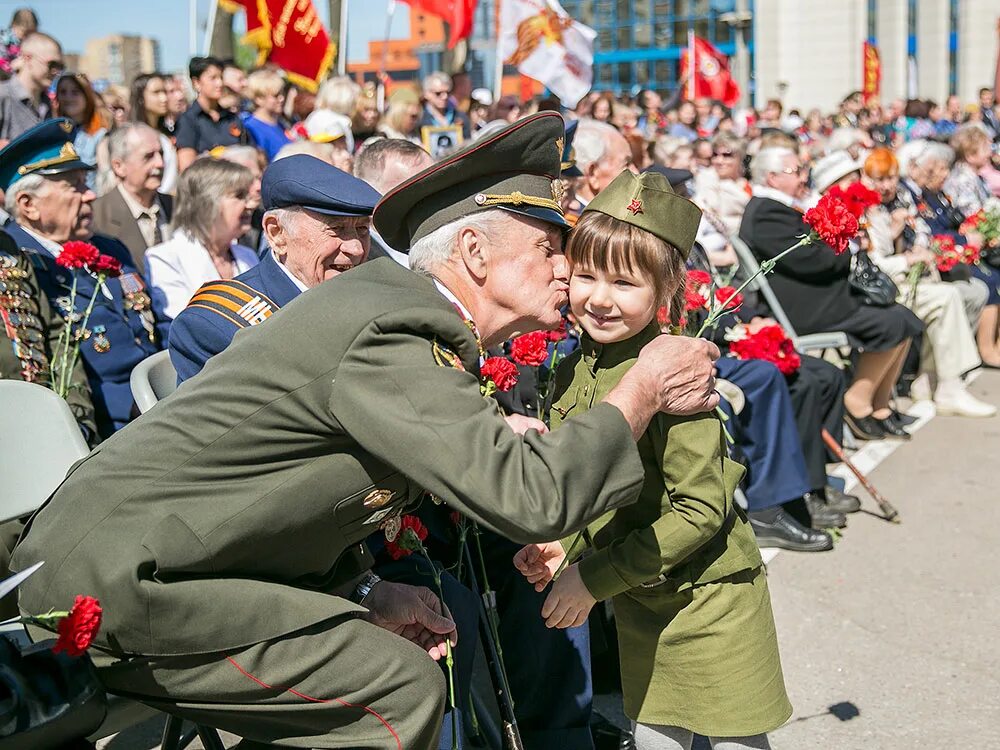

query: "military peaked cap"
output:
261 154 380 216
373 111 571 252
584 169 703 259
0 118 93 193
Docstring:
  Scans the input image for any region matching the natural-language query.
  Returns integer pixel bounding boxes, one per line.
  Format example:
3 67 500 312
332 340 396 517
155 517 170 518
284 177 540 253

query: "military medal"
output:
382 514 402 543
91 324 111 353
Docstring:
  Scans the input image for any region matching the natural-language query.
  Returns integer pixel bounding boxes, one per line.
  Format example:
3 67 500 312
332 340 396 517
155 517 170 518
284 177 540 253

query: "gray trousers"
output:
633 723 772 750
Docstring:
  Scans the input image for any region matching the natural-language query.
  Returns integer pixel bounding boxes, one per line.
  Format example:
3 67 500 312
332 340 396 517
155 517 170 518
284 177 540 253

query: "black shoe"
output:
749 508 834 552
845 412 887 440
891 409 918 427
876 416 911 440
823 485 861 514
804 492 847 529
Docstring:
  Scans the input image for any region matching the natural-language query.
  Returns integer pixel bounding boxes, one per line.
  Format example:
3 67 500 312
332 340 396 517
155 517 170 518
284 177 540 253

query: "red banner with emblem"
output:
862 41 880 107
679 36 740 107
219 0 334 93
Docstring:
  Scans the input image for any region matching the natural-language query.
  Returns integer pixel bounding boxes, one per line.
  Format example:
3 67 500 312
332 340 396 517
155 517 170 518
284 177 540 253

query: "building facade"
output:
79 34 160 88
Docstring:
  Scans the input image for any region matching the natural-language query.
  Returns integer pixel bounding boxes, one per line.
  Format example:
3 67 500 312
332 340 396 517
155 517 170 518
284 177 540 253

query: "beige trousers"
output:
899 280 981 382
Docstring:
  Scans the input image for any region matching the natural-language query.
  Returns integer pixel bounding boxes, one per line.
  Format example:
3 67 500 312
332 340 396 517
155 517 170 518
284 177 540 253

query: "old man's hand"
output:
362 580 458 661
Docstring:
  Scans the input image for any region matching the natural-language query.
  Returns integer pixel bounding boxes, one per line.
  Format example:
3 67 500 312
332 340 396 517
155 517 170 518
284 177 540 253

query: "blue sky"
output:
27 0 409 73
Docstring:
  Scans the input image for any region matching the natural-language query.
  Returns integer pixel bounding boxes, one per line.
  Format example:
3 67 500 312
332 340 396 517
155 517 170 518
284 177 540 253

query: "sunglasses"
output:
712 150 735 158
428 90 451 97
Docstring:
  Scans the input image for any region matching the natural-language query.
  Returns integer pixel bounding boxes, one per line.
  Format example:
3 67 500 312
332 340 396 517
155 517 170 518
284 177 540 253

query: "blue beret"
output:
0 118 94 193
261 154 380 217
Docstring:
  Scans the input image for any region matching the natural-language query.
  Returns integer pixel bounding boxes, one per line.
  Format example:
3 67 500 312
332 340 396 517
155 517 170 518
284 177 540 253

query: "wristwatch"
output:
350 571 382 606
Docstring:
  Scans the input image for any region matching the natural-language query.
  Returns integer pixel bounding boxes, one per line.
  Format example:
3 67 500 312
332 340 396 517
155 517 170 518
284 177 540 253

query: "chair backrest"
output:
130 350 178 414
0 381 89 523
730 233 801 338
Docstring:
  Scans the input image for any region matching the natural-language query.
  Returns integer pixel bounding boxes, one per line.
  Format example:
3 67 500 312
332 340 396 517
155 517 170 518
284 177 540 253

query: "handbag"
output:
849 251 898 307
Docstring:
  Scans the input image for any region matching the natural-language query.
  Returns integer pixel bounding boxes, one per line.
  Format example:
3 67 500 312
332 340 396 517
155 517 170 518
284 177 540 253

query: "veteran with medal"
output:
12 113 720 749
0 118 161 438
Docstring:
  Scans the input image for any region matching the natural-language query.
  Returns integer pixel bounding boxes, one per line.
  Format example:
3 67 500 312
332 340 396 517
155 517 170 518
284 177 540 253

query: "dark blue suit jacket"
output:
168 251 301 384
7 223 162 437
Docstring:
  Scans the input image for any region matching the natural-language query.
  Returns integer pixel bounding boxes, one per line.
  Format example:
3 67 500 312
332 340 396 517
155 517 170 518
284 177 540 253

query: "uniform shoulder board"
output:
186 280 281 328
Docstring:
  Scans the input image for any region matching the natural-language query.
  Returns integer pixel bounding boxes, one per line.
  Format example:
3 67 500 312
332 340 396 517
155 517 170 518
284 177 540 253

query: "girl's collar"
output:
582 320 662 370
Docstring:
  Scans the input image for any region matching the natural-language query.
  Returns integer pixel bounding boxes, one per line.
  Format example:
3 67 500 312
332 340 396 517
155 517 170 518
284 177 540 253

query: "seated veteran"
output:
0 118 160 438
145 156 259 326
168 154 379 383
12 113 721 750
91 122 173 274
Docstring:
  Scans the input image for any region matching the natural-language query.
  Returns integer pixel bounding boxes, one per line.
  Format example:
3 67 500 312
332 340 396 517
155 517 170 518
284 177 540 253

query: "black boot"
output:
804 492 847 529
823 485 861 513
748 507 833 552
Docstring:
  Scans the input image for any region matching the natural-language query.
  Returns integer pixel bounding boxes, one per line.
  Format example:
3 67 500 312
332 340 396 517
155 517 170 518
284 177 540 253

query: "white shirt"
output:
145 230 259 319
117 185 170 248
751 185 797 207
371 229 409 267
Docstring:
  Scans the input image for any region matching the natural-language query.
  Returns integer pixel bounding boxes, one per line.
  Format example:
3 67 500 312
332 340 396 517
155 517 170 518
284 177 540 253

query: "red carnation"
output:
804 193 859 255
56 241 100 270
656 305 670 326
91 253 122 278
510 331 550 367
686 269 712 288
730 325 801 375
685 286 707 312
481 356 519 392
385 515 429 560
828 182 881 219
932 235 962 272
960 210 984 236
546 326 568 342
53 595 102 657
963 243 981 266
714 286 743 312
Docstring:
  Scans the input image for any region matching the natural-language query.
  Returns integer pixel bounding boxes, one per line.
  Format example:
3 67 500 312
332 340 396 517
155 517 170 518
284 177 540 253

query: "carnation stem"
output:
416 545 458 750
906 261 924 307
694 235 813 338
53 273 79 397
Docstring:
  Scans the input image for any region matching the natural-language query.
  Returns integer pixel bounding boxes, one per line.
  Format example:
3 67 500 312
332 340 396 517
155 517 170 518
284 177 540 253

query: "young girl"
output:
515 169 791 750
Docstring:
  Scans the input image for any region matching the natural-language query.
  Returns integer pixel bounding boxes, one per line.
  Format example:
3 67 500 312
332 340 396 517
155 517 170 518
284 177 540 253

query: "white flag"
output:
498 0 596 109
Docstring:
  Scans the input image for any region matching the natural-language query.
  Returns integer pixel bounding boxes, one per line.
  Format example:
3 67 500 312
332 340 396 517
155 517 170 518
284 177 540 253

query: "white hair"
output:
216 145 261 171
4 173 47 218
825 128 864 154
912 142 954 169
315 76 361 116
574 119 621 172
408 209 510 276
273 140 335 164
750 147 796 185
895 140 927 178
422 71 451 94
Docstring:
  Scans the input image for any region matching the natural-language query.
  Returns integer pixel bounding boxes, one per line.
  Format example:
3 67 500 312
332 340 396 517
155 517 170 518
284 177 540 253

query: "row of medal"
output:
0 255 49 382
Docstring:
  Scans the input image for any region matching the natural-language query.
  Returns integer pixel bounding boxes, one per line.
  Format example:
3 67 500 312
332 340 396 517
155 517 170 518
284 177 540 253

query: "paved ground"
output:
98 372 1000 749
768 370 1000 749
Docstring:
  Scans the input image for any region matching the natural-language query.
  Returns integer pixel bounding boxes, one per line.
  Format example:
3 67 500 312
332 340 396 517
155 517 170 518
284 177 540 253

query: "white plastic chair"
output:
730 234 850 353
129 350 178 414
0 381 89 524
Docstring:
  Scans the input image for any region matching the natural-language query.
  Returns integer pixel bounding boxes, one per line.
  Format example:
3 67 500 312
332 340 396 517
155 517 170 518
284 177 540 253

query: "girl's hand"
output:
513 541 566 591
541 563 596 629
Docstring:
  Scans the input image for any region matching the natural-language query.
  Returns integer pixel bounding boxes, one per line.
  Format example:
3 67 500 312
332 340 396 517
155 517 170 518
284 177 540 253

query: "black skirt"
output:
829 302 924 352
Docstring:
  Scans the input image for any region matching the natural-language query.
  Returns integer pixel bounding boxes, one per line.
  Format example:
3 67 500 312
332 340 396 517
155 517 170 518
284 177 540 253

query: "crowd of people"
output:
1 5 1000 749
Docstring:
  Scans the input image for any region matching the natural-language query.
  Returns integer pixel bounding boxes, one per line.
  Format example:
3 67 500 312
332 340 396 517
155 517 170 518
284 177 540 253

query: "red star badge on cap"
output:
626 199 643 215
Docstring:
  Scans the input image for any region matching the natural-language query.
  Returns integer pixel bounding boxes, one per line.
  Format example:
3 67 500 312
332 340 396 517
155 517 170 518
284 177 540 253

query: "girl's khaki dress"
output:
552 323 792 736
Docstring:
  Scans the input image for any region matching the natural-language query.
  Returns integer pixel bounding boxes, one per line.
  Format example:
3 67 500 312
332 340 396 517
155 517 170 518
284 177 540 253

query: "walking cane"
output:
821 428 899 523
461 538 525 750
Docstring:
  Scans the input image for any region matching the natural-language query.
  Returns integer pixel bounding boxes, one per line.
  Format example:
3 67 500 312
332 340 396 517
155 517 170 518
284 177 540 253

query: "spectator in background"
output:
693 131 751 236
92 122 172 274
351 87 382 144
101 84 129 127
651 134 695 172
0 7 38 79
129 72 178 194
164 74 188 132
573 119 637 214
305 75 359 151
491 94 521 124
636 89 666 137
758 98 783 130
691 138 713 170
145 157 258 323
215 144 264 250
419 71 470 140
834 90 864 128
175 56 253 171
273 138 338 165
669 100 699 141
379 93 422 144
945 123 994 216
221 60 248 107
468 88 492 132
979 86 999 139
243 69 290 162
0 31 61 142
590 91 614 123
54 72 110 186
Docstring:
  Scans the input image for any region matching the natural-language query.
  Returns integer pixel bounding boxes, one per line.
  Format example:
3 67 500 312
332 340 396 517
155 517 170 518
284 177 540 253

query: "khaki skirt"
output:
614 566 792 736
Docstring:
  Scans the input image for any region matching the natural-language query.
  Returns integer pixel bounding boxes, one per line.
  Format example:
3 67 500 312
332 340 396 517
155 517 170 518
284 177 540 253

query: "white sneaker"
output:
910 373 933 402
934 387 997 418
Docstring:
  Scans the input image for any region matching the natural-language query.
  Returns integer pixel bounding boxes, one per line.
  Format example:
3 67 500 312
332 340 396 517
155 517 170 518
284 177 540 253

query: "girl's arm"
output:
574 412 743 603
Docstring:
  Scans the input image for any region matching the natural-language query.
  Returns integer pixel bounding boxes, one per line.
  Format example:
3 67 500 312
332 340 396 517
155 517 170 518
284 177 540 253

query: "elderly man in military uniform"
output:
12 113 720 749
0 119 161 438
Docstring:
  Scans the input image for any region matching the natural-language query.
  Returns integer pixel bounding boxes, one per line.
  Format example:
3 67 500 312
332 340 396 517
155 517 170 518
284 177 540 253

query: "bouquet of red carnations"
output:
727 324 801 375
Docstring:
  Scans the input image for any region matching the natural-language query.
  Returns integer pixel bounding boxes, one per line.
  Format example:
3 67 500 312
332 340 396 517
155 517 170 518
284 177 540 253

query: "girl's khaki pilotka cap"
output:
373 111 571 252
583 170 704 259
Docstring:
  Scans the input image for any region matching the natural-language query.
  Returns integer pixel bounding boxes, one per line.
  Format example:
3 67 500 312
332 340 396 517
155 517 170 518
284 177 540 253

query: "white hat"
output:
471 88 494 107
811 150 863 194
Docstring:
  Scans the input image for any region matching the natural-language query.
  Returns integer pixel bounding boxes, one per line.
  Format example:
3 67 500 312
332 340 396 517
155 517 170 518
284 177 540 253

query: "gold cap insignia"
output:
59 120 73 133
16 142 81 176
363 488 394 508
551 179 565 204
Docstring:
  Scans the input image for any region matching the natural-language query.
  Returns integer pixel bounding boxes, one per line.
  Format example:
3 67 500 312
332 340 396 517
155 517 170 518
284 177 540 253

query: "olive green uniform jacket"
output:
12 258 645 658
552 324 791 735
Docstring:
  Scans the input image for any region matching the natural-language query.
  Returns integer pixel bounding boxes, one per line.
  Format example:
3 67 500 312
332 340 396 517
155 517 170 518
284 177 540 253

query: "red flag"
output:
862 41 881 107
220 0 334 93
399 0 477 48
679 36 740 107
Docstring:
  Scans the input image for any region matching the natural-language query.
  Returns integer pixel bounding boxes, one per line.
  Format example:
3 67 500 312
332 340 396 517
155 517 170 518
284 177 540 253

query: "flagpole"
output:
493 0 504 103
338 0 350 75
378 0 396 111
203 0 217 56
189 0 199 60
687 28 695 101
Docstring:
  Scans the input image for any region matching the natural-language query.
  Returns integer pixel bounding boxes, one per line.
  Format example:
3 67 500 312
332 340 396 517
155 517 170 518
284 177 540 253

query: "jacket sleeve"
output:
167 307 236 384
576 412 744 601
328 317 645 543
745 201 852 282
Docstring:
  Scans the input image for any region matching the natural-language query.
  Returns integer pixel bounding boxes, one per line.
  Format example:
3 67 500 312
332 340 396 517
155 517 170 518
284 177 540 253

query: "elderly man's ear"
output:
455 225 489 281
262 213 288 252
15 192 41 223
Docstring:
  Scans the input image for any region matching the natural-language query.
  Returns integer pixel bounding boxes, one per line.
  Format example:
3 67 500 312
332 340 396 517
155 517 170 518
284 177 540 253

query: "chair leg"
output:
196 724 228 750
160 714 184 750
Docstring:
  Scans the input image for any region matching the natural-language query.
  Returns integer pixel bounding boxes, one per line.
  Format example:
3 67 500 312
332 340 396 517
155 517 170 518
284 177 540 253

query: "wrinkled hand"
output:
504 413 549 436
907 245 935 267
632 335 721 416
361 581 457 661
513 541 566 592
541 564 596 629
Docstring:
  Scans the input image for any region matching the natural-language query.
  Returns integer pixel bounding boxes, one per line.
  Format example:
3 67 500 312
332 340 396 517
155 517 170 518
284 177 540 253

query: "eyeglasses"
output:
712 150 735 158
428 89 450 97
778 165 805 175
